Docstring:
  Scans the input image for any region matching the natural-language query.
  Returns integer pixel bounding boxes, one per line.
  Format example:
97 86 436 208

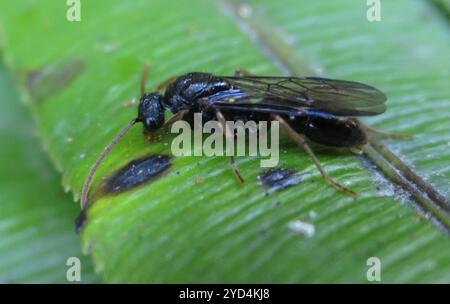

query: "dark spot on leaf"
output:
101 154 171 195
26 59 85 102
258 168 303 193
75 155 171 233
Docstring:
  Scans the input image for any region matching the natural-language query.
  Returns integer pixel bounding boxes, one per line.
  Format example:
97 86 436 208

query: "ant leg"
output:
350 147 363 155
362 124 414 141
144 110 190 143
140 65 152 96
216 110 245 185
234 68 254 77
273 114 358 197
163 109 190 131
156 76 178 90
140 65 176 92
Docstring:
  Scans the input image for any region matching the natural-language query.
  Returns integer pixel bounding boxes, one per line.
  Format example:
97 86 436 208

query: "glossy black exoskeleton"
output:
81 67 391 209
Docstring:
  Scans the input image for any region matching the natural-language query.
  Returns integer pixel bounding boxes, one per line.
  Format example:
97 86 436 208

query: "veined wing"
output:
209 76 387 116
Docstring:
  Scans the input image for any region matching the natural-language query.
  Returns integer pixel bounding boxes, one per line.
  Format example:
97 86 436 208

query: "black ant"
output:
81 66 410 209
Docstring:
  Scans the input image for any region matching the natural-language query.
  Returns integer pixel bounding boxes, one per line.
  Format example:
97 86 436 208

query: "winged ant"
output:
80 66 410 209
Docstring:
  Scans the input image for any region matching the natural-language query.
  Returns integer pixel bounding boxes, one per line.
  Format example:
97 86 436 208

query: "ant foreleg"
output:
140 65 152 97
273 114 358 197
163 109 190 131
156 76 178 90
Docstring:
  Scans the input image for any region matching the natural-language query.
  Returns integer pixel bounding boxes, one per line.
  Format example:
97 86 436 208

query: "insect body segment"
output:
287 111 367 147
81 68 389 209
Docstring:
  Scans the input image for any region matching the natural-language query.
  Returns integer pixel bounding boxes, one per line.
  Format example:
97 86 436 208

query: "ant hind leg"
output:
362 123 414 141
234 68 254 77
144 109 190 143
273 114 358 197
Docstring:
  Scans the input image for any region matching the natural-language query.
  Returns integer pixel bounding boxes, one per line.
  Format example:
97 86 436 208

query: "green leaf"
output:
0 63 99 283
0 0 449 282
430 0 450 18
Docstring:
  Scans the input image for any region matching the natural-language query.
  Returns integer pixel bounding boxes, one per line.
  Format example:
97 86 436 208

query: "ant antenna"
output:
80 65 151 210
80 118 139 209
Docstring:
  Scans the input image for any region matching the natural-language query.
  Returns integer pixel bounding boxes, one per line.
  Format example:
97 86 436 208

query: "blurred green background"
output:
0 0 449 283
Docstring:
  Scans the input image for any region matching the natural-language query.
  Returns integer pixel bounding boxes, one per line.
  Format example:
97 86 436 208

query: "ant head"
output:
137 92 165 134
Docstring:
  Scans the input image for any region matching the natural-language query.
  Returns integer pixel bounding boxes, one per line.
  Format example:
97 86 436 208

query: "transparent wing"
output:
209 76 387 116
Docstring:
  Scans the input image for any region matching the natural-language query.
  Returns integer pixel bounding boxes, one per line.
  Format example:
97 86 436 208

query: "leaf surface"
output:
0 0 449 282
